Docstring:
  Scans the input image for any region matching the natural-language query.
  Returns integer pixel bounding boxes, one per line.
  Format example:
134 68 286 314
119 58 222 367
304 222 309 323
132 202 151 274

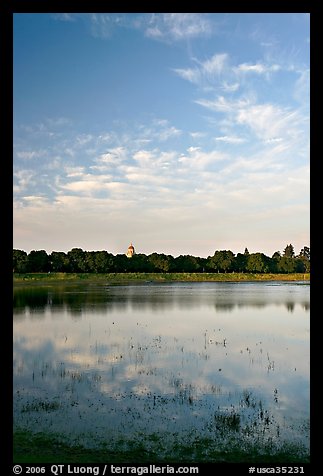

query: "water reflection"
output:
13 282 310 456
13 281 310 315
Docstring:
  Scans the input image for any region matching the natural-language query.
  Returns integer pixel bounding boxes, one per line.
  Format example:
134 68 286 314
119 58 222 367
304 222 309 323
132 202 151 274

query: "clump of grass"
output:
21 398 60 413
214 411 241 432
13 428 310 463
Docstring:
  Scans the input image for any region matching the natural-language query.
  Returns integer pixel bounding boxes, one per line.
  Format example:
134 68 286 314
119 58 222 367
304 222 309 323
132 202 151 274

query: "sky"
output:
13 13 310 258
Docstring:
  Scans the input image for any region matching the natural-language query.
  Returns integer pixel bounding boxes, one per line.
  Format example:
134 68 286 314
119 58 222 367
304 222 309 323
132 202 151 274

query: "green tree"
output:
148 253 174 272
13 249 28 273
27 250 50 272
173 255 201 273
67 248 86 272
234 253 247 272
50 251 70 272
297 246 310 272
246 253 271 273
114 253 131 272
276 256 297 273
208 250 235 273
93 251 115 273
299 246 310 260
283 244 295 258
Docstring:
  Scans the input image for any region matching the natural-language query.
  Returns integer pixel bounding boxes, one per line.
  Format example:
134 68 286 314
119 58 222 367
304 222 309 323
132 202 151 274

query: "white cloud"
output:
264 137 283 144
132 149 177 170
90 14 115 39
221 81 240 92
132 150 154 167
195 95 305 145
173 53 228 86
235 62 281 74
189 132 207 140
138 120 182 143
199 53 228 76
145 13 213 42
214 135 246 144
236 103 301 141
95 147 128 166
65 166 86 177
61 180 107 194
179 146 227 170
158 126 182 141
195 96 250 113
293 69 310 106
22 196 49 206
75 134 94 146
13 170 35 193
173 67 201 84
52 14 76 22
59 172 115 195
16 149 48 160
64 148 75 157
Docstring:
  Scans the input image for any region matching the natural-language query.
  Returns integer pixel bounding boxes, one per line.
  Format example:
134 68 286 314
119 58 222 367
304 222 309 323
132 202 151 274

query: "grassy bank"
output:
13 429 309 464
13 272 310 285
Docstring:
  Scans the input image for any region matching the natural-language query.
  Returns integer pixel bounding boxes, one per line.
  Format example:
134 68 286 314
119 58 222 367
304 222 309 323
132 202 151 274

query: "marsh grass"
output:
21 398 61 413
13 272 310 285
13 428 309 464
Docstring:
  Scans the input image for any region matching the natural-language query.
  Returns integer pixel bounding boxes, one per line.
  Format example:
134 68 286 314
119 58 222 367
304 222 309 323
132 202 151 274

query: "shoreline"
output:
13 272 310 286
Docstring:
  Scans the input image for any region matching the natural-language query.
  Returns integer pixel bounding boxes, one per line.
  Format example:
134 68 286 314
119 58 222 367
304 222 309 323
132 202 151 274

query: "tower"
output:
126 243 135 258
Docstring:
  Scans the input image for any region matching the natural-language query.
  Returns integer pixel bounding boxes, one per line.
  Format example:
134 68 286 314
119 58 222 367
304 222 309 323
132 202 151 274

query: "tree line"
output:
13 244 310 274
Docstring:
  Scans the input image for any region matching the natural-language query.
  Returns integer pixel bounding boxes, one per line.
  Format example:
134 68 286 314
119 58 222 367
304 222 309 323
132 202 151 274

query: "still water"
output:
13 281 310 455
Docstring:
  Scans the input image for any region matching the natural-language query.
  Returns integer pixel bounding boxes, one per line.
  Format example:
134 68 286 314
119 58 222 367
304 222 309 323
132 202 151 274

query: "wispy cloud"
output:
137 119 182 143
179 146 227 170
94 147 128 167
144 13 213 42
16 149 48 160
13 170 35 194
195 96 250 113
235 62 281 74
65 166 85 177
221 81 240 92
173 53 228 85
236 103 302 141
174 52 284 93
51 13 214 44
52 13 76 22
89 14 116 39
195 95 305 144
214 135 246 144
293 69 310 106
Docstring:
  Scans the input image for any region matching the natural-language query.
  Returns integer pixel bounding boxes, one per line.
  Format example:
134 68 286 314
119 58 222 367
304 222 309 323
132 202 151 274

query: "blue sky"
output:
13 13 310 257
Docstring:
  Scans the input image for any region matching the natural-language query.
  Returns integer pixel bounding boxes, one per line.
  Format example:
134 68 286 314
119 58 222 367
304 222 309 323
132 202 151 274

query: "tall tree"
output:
27 250 50 272
148 253 174 272
13 249 28 273
173 255 201 273
283 244 295 258
208 250 235 273
50 251 70 272
246 253 270 273
299 246 310 260
67 248 86 272
297 246 310 272
234 253 247 272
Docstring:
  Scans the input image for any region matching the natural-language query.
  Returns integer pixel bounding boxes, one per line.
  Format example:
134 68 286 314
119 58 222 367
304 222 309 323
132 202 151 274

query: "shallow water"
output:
13 281 310 453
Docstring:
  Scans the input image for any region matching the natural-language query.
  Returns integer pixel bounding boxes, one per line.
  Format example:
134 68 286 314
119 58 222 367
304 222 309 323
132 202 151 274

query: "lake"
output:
13 280 310 459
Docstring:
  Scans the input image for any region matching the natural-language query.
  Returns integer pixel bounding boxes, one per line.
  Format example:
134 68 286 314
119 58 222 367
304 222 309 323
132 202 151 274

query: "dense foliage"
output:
13 245 310 274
